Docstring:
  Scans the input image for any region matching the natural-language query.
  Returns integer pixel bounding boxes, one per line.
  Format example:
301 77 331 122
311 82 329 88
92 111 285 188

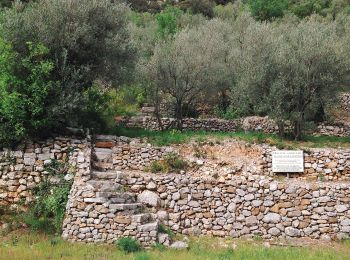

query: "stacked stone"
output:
62 171 162 246
340 93 350 112
126 115 350 137
316 122 350 137
94 135 172 171
0 137 90 206
261 147 350 181
63 171 350 243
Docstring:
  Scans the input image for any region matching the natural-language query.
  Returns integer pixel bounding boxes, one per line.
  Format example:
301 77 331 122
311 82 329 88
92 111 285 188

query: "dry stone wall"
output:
0 136 91 206
340 93 350 112
126 116 350 137
1 134 350 245
261 147 350 181
93 135 173 171
93 138 350 181
63 171 350 243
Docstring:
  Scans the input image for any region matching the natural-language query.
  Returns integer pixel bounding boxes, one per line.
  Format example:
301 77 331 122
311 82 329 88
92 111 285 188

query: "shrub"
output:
187 0 215 17
148 161 167 173
1 0 135 143
0 40 55 147
158 224 175 239
22 156 74 234
116 237 142 253
155 6 183 39
248 0 288 21
151 242 166 251
164 153 188 172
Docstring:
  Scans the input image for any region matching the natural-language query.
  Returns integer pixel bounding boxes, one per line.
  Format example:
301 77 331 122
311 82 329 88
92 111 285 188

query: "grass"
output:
1 230 350 260
113 127 350 149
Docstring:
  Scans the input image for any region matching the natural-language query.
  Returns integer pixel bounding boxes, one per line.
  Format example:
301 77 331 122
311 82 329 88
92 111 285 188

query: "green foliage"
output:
156 7 183 38
148 161 167 173
289 0 331 18
164 152 188 172
187 0 215 17
158 224 175 239
0 0 135 140
22 157 73 234
151 242 166 251
248 0 289 20
146 152 187 173
116 237 142 253
0 39 55 147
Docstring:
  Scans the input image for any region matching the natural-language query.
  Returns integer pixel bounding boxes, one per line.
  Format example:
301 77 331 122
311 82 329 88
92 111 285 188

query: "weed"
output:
147 161 167 173
318 173 326 182
164 153 187 172
193 144 207 159
158 224 175 239
252 235 263 241
116 237 142 253
134 252 151 260
21 154 74 234
151 242 166 251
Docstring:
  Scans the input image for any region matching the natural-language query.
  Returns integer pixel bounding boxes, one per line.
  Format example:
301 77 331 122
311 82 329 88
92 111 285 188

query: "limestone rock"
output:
138 190 160 207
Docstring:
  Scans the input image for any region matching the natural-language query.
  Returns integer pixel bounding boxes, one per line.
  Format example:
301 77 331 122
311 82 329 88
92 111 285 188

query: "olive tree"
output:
1 0 135 131
269 18 349 139
142 19 231 129
230 14 350 139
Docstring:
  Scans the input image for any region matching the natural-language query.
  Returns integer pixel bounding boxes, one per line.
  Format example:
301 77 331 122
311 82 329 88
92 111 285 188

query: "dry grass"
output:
1 230 350 260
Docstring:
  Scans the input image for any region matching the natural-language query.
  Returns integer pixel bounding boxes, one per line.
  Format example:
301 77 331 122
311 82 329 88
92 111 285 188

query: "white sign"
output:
272 150 304 173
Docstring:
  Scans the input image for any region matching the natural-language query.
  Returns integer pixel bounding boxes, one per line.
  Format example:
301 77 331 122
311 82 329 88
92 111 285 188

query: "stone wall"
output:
125 116 350 137
0 136 91 206
63 171 350 243
340 93 350 112
93 135 173 171
93 137 350 181
261 147 350 181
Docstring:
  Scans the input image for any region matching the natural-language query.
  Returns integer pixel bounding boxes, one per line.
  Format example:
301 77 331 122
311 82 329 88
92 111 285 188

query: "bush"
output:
148 161 168 173
116 237 142 253
0 40 56 147
158 224 175 239
22 157 74 234
248 0 288 20
0 0 135 144
164 153 188 172
187 0 215 17
146 153 188 173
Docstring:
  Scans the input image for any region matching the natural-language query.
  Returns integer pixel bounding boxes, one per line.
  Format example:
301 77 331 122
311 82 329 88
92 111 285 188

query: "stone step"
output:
91 171 123 180
132 213 154 225
94 148 112 162
109 203 143 213
96 192 136 203
86 180 122 192
137 221 159 233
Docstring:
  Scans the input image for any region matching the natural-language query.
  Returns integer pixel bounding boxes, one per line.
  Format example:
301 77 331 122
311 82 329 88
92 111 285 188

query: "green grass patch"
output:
113 127 350 149
1 231 350 260
145 153 188 173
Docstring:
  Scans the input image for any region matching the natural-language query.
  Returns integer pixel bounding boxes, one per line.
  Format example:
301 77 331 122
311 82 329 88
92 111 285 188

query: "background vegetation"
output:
0 0 349 147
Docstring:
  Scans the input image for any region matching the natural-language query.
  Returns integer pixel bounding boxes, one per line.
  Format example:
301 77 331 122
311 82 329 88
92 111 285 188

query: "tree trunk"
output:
154 105 164 131
175 100 183 130
277 120 285 138
293 119 302 140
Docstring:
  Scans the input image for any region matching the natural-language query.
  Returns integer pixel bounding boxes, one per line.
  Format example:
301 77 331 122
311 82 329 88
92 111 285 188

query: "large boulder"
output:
137 190 160 207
